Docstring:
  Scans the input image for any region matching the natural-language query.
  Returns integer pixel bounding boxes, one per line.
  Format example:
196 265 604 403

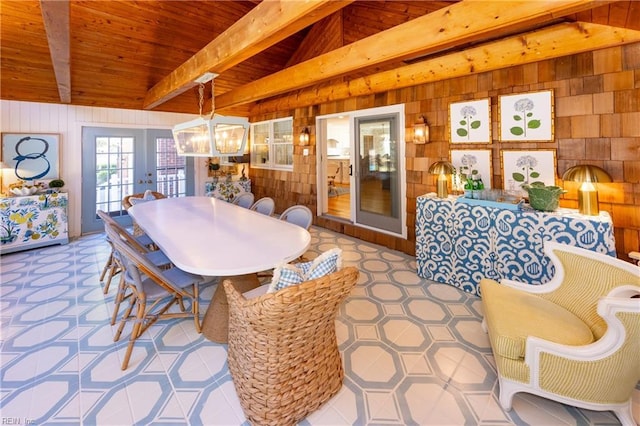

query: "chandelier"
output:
173 73 249 157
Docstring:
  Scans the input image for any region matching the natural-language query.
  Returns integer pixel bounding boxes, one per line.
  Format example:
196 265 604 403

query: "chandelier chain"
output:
210 79 215 119
198 83 205 117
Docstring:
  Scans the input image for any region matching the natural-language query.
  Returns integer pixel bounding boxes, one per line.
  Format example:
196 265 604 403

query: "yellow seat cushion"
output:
480 279 594 360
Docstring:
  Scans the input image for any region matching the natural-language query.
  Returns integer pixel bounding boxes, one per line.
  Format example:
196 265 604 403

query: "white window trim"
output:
250 116 294 171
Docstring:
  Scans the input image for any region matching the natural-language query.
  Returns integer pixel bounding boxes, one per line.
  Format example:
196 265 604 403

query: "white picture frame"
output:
449 98 491 143
501 149 557 196
450 149 493 191
1 133 60 186
499 89 554 141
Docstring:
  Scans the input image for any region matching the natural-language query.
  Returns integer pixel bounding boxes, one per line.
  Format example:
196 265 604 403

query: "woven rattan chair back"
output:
121 191 166 210
279 205 313 230
121 191 166 236
249 197 275 216
224 266 359 425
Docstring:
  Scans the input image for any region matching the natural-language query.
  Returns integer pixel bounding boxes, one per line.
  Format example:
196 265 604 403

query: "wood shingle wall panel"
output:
249 42 640 262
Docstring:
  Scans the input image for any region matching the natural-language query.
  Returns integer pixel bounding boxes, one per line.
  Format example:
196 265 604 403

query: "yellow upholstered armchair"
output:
480 242 640 425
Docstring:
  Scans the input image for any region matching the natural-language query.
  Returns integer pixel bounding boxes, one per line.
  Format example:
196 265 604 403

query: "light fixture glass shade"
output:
173 115 249 157
428 161 454 198
413 116 429 144
562 165 612 215
299 128 310 145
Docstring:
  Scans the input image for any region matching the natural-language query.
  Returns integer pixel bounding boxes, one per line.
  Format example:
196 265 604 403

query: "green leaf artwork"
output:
456 106 482 139
458 154 478 181
510 98 542 137
512 155 541 185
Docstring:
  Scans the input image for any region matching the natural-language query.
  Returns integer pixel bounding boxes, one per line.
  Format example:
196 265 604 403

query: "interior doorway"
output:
317 104 406 238
325 116 351 219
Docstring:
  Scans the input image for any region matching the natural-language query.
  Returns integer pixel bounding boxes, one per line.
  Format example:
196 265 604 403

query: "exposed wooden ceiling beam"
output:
253 22 640 113
216 0 611 110
143 0 354 110
40 0 70 103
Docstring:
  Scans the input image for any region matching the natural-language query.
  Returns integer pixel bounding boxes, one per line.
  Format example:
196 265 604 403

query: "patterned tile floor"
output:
1 227 638 425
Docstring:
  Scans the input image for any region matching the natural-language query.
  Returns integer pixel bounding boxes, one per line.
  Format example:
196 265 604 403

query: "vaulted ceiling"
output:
1 1 639 117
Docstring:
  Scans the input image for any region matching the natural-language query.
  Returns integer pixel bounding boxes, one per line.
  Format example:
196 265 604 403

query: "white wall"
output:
0 100 199 238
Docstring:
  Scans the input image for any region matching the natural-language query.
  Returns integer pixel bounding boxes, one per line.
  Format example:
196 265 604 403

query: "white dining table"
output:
127 196 311 276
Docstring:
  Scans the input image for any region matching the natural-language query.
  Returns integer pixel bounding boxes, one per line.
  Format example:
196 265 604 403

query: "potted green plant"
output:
48 179 65 193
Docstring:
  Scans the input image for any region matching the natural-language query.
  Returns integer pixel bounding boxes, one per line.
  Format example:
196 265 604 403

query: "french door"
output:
317 104 406 237
81 127 193 234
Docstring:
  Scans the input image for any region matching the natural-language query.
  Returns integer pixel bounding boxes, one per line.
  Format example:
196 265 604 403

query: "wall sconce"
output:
562 164 612 216
413 115 429 144
428 161 455 198
299 127 310 146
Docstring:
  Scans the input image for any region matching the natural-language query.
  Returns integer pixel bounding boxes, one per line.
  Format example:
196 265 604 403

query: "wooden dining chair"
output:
98 210 173 325
97 210 166 295
107 224 204 370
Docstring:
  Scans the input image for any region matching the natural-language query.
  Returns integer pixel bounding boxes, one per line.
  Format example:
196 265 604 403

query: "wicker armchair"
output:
122 191 166 235
224 266 359 426
122 190 166 209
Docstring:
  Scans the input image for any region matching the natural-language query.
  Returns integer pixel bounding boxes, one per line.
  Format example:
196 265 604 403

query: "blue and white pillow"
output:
129 190 156 205
268 248 342 293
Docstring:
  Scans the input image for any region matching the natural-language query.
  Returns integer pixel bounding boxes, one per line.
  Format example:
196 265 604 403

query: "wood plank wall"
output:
249 42 640 263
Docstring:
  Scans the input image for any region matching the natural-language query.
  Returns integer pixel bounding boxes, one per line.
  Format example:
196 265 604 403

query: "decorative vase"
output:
522 183 565 212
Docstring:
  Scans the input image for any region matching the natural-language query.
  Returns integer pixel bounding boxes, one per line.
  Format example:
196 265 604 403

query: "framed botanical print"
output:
501 149 556 196
450 149 493 190
1 133 60 186
449 98 491 143
499 90 554 141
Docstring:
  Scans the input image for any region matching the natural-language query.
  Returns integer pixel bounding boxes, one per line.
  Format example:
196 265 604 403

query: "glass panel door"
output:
354 114 402 234
81 127 192 234
150 129 192 197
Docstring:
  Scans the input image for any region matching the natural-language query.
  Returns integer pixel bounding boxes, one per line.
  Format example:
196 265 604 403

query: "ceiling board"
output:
1 0 638 114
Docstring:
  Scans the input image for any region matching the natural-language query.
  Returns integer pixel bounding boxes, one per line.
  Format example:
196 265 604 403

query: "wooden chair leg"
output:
114 296 136 341
99 252 112 282
192 284 201 333
110 275 129 325
121 301 145 370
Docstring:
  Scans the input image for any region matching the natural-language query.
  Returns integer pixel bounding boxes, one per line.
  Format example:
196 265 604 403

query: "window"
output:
250 117 293 170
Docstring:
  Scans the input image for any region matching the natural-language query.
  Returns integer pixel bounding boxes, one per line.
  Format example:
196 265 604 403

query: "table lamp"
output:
0 161 8 196
562 164 612 215
428 161 454 198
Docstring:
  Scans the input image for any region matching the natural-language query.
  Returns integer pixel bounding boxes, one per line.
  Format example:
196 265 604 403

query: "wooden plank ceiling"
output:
1 1 639 116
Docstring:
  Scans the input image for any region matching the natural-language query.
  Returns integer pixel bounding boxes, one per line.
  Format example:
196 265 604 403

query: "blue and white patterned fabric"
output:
128 189 156 205
268 248 342 293
415 195 616 296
